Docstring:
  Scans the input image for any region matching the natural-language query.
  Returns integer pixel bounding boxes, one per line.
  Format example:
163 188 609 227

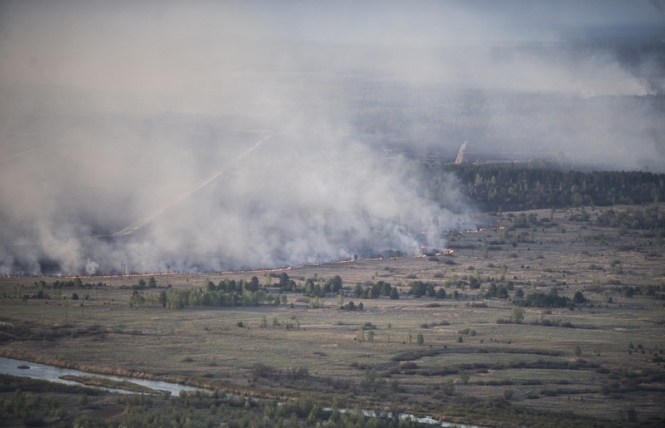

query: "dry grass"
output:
1 204 664 424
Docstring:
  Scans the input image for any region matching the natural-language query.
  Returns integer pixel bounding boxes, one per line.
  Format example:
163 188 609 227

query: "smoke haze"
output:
0 1 663 274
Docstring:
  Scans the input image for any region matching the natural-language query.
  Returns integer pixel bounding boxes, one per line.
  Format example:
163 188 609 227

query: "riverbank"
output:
0 349 274 399
59 375 157 394
1 356 486 427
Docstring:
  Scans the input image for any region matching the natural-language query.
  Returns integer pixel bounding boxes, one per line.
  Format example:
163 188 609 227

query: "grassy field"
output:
1 205 664 426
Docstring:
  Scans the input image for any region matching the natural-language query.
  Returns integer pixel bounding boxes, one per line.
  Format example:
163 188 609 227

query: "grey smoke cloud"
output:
0 1 663 274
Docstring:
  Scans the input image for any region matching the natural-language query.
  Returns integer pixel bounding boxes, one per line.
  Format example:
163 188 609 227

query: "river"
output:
0 356 200 395
1 356 482 427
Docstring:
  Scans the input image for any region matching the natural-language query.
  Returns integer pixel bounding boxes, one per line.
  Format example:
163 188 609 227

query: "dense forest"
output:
424 162 665 212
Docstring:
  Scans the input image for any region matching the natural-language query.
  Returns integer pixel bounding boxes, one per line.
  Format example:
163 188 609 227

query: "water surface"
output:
0 356 200 395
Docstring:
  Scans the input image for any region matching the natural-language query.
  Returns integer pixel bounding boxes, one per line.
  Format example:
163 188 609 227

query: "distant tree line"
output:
162 276 285 309
595 206 665 230
163 287 268 309
353 280 399 299
407 280 445 299
512 289 586 309
46 278 108 289
127 276 287 309
303 275 343 297
423 163 665 211
6 278 109 301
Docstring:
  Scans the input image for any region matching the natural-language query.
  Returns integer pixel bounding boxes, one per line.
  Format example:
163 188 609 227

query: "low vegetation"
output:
1 203 664 426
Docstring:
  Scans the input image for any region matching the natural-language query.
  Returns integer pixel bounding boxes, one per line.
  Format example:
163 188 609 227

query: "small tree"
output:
356 328 365 342
246 276 260 292
158 291 167 307
331 275 343 293
512 307 524 323
278 273 289 288
459 370 470 385
416 332 424 345
354 284 363 297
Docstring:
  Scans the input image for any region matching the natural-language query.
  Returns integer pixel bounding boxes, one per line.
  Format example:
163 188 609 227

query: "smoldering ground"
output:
0 1 663 274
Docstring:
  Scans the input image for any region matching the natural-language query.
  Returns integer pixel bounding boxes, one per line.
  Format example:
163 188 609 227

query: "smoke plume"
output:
0 1 663 274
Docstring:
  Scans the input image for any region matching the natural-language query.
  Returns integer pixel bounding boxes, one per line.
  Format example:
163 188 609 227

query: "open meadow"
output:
1 205 664 427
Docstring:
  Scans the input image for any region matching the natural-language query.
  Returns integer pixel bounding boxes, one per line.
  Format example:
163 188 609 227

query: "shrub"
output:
400 362 418 370
573 291 586 304
442 380 455 395
251 363 275 379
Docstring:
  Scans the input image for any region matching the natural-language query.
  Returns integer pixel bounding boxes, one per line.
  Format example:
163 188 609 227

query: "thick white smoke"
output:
0 1 662 274
0 123 473 274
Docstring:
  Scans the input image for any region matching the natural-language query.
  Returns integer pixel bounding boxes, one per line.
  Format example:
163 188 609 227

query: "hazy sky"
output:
0 1 663 275
1 1 663 111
